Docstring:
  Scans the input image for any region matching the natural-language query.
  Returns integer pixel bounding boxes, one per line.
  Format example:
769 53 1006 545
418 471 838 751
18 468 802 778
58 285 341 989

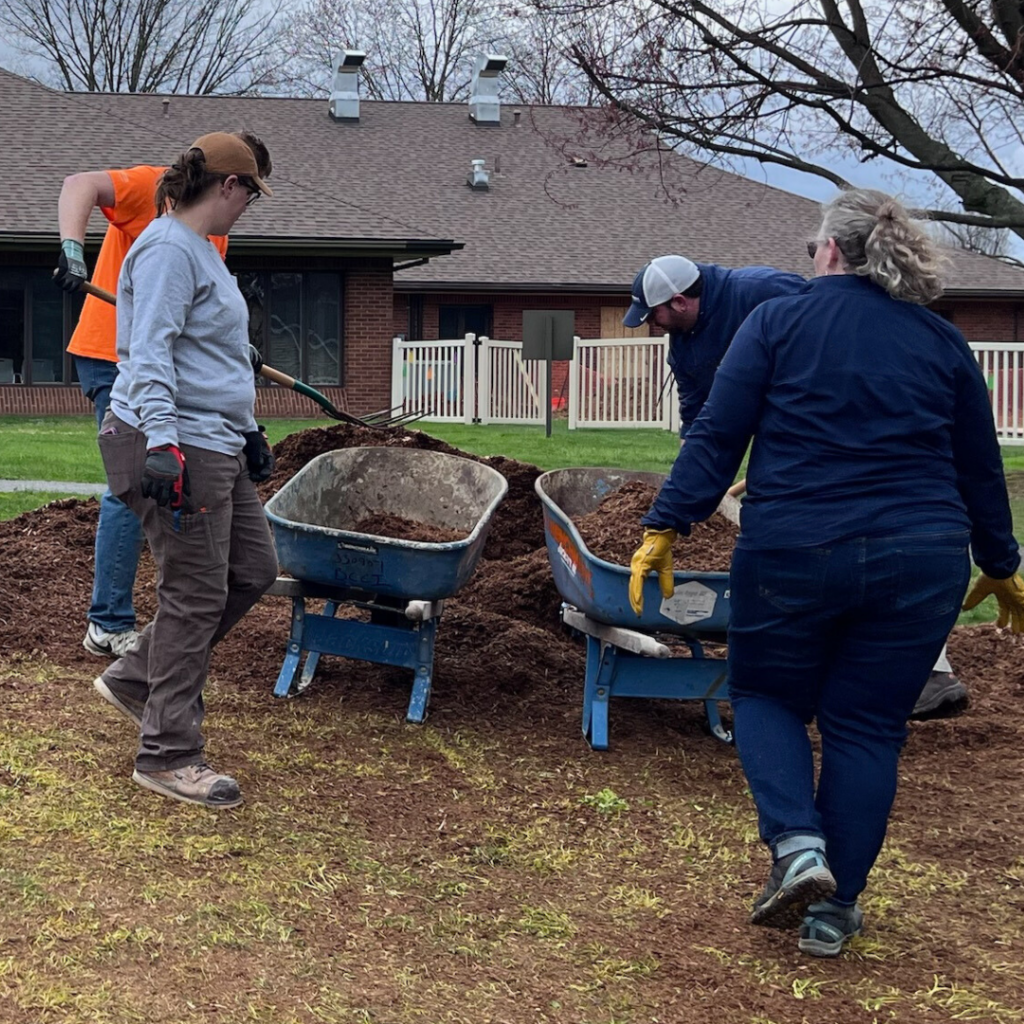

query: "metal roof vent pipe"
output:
467 158 490 190
329 49 366 122
468 54 508 125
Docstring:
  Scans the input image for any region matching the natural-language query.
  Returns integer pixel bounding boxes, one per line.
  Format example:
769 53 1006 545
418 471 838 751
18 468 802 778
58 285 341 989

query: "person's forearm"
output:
58 172 113 242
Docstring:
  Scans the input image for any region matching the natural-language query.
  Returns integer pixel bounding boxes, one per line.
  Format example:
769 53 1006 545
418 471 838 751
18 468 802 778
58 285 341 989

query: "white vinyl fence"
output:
970 342 1024 444
568 336 676 430
392 335 1020 439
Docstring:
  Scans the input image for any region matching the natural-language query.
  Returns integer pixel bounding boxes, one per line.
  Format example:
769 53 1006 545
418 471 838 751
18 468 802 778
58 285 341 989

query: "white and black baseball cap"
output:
623 255 700 327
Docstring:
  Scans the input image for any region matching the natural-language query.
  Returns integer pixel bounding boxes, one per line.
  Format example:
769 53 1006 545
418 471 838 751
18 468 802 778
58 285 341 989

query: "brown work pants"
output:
98 412 278 772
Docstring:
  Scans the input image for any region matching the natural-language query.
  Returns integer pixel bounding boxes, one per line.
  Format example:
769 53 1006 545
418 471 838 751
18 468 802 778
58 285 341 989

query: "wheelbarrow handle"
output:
727 478 747 498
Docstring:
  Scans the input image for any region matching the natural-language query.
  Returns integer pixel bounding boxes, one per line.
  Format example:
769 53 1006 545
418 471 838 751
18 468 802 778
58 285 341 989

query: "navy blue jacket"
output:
644 274 1019 579
670 264 807 434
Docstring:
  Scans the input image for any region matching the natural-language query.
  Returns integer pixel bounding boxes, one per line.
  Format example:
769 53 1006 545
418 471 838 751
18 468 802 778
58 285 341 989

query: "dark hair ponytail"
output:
154 147 223 216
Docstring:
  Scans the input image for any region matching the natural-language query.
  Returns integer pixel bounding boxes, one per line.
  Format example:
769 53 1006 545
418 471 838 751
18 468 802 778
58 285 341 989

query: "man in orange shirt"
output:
55 133 269 657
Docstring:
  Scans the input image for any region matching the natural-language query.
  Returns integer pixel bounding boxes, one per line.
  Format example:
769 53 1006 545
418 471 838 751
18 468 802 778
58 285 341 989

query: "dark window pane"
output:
269 272 302 379
0 286 23 381
306 273 341 385
439 304 492 339
237 272 266 356
31 270 65 382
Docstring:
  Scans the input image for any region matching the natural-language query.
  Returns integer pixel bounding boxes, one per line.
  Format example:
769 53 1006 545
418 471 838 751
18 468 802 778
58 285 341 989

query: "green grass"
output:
0 491 90 519
0 417 322 484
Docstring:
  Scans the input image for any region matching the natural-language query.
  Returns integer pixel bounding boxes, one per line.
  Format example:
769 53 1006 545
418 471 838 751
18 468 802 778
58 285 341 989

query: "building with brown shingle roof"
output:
2 65 1023 416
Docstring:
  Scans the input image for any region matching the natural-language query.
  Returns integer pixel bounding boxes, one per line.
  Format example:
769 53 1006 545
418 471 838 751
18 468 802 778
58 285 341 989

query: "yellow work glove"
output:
962 572 1024 633
628 528 678 616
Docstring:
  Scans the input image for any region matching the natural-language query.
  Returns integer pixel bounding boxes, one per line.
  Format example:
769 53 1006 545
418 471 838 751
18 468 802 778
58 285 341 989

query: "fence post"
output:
462 333 476 424
568 336 580 430
477 336 490 425
390 336 405 415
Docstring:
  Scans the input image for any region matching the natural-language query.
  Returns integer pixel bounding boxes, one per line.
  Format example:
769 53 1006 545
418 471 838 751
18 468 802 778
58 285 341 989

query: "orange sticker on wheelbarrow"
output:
548 521 592 587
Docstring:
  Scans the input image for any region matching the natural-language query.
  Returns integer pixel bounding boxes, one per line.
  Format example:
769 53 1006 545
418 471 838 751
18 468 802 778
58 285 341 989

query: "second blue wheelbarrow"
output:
535 467 734 749
264 446 508 721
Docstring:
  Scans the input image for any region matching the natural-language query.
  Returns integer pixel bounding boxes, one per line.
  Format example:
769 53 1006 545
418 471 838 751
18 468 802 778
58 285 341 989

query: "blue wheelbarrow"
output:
535 467 734 749
264 447 508 721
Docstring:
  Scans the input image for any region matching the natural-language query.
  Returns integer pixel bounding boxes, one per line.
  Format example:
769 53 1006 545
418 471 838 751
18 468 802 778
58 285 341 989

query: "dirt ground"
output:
1 422 1022 1024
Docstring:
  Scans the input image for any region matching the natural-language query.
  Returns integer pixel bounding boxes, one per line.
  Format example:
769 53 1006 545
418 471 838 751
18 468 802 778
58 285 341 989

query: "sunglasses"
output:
806 240 820 259
243 182 262 207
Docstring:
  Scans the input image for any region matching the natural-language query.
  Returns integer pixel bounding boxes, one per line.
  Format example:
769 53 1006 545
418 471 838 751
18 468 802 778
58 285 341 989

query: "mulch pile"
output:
1 421 1022 738
575 479 739 571
351 513 467 544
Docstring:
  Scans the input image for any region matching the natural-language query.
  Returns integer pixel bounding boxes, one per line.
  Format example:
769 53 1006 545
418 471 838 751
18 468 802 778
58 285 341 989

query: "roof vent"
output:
329 49 366 122
467 158 490 190
468 54 508 125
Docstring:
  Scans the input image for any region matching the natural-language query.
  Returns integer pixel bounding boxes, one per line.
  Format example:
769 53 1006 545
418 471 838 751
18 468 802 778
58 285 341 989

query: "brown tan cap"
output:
189 132 273 196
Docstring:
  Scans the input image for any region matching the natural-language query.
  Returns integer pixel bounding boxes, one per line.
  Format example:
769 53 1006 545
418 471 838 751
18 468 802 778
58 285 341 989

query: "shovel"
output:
71 278 422 430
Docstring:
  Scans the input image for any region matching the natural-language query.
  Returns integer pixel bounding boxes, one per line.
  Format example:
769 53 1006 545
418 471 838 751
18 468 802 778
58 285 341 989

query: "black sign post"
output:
522 310 575 437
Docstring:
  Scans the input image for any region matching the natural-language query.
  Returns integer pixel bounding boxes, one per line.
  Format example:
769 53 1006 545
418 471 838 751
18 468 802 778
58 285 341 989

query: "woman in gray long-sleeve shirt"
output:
95 132 278 810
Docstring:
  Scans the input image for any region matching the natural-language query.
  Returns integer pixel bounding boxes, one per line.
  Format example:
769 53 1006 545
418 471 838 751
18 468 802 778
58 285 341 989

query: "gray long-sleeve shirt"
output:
110 215 257 455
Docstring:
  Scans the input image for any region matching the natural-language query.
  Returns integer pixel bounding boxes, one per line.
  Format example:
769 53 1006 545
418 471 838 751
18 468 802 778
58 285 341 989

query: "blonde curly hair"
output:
818 189 948 305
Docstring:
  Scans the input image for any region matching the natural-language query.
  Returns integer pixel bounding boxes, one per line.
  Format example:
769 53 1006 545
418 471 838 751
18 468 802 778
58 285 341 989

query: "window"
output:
238 271 343 386
439 303 492 339
0 269 76 384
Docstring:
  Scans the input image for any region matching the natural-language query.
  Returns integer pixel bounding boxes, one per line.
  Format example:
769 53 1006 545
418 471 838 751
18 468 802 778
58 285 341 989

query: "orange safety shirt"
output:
67 165 229 361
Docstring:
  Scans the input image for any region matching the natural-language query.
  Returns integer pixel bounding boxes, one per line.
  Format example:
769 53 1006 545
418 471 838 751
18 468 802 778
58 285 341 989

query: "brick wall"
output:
943 300 1023 342
345 260 395 414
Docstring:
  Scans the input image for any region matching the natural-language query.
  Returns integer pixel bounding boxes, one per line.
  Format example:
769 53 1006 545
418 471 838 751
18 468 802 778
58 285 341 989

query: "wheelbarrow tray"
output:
535 467 730 636
265 447 508 601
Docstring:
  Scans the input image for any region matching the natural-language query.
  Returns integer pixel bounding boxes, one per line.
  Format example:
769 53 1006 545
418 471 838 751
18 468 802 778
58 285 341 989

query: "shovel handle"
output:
727 478 747 498
81 280 117 305
259 364 297 389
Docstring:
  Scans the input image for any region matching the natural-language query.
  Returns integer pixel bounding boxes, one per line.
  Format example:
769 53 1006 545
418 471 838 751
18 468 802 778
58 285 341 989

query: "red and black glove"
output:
141 445 190 508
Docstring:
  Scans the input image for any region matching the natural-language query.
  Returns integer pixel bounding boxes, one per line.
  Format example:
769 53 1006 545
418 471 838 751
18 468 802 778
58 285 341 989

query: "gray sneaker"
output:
132 763 243 809
750 848 836 927
910 671 968 720
84 623 141 659
93 675 145 728
799 900 863 957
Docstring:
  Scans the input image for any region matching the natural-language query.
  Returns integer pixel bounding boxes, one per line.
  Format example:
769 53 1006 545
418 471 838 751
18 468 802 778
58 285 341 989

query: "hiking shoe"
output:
93 675 145 728
750 848 836 927
799 900 863 957
132 763 243 809
910 671 968 720
84 623 141 659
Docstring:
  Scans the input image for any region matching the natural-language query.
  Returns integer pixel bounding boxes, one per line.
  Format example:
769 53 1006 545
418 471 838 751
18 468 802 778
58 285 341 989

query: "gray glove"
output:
55 239 88 292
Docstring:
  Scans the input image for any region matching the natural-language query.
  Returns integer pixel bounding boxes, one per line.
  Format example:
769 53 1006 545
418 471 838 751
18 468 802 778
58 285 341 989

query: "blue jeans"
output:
727 531 971 904
76 356 144 633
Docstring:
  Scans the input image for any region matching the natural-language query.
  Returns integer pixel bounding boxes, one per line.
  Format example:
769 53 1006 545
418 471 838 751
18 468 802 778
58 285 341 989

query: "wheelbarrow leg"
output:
297 599 337 693
274 597 306 697
704 700 734 744
406 618 438 723
583 638 615 751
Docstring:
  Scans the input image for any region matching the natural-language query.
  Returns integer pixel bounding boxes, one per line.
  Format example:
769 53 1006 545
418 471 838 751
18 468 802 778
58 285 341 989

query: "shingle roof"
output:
3 67 1023 296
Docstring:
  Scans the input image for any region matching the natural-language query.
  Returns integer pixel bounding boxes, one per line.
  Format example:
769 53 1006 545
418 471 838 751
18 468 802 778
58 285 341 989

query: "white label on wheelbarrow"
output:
660 581 718 625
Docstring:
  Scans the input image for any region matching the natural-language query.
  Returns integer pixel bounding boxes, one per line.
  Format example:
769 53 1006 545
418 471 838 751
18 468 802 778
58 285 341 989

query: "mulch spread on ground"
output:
3 422 1024 1023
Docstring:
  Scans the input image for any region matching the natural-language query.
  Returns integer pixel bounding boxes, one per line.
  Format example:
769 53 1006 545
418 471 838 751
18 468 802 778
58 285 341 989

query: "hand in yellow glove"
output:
628 528 678 616
962 572 1024 633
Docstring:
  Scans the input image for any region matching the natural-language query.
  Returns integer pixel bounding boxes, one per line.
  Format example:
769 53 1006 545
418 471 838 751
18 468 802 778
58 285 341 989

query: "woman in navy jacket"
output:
628 189 1024 956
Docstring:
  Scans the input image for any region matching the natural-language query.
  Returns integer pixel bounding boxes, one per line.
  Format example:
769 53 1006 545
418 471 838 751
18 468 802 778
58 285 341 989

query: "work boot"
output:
84 622 141 659
93 675 145 728
132 763 243 809
750 847 836 927
798 900 863 957
910 671 968 720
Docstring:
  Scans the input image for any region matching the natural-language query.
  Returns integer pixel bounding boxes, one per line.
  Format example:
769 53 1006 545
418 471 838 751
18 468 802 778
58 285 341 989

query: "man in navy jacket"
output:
624 254 968 718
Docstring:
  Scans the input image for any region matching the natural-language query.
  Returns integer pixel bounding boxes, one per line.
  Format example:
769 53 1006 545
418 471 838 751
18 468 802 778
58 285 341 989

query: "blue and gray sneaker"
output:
750 848 836 927
798 900 863 957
